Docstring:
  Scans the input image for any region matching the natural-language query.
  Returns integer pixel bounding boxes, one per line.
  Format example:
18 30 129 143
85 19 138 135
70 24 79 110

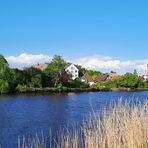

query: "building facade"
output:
65 64 79 80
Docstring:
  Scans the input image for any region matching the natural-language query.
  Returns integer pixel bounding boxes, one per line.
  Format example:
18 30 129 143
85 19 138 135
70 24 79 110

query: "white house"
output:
65 63 79 80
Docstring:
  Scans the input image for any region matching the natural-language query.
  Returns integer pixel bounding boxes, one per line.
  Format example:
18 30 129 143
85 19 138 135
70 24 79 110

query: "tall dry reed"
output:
19 99 148 148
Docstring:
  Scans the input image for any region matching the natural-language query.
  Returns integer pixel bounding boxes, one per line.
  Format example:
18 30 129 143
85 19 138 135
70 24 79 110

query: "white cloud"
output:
73 55 148 75
6 53 50 68
6 53 148 75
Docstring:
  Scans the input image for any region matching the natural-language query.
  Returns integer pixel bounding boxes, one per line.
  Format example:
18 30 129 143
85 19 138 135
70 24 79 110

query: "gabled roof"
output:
82 73 94 83
64 63 78 70
32 63 48 71
109 73 123 80
64 63 72 69
95 73 109 83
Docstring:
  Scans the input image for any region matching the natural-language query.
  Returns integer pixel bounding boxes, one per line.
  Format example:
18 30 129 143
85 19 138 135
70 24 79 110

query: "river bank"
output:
1 87 148 95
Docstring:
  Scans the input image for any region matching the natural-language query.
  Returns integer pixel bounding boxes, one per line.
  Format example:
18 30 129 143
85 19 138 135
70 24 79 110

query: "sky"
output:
0 0 148 75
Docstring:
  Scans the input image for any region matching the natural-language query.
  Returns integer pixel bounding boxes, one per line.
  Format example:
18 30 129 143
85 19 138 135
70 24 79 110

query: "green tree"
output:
44 55 67 86
118 73 139 88
86 70 101 79
110 71 116 74
0 79 10 94
0 55 13 93
0 55 8 68
133 69 138 76
67 78 88 88
23 67 43 87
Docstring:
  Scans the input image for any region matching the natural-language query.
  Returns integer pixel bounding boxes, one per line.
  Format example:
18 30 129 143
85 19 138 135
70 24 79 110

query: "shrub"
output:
15 84 28 93
0 79 10 94
67 78 88 88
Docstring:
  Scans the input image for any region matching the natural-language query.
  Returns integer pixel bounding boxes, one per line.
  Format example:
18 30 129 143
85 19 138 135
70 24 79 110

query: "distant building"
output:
95 73 110 83
109 73 123 80
81 73 95 86
65 63 79 80
32 63 48 71
144 64 148 79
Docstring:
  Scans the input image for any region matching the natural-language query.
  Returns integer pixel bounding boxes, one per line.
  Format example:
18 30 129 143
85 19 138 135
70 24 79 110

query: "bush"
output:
91 83 106 89
15 84 28 93
67 78 88 88
0 80 10 94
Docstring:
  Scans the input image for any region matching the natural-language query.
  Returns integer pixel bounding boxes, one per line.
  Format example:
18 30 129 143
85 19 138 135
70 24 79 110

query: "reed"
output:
19 99 148 148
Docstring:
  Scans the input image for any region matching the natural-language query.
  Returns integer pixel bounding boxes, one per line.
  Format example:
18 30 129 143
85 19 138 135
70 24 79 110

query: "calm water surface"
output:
0 91 148 147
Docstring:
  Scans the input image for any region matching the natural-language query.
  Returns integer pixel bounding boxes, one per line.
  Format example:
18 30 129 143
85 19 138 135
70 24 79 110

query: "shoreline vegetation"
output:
6 87 148 95
1 85 148 95
0 54 148 95
18 99 148 148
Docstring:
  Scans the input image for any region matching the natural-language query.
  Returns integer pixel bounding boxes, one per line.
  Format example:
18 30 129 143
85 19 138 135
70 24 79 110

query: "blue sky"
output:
0 0 148 74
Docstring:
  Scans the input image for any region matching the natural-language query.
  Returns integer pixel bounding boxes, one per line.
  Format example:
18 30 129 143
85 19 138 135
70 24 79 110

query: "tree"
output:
118 73 139 88
86 70 101 79
23 67 43 87
133 69 138 76
67 78 88 88
0 79 10 94
11 69 26 86
0 55 8 68
58 70 71 85
110 71 116 74
44 55 67 86
0 56 14 93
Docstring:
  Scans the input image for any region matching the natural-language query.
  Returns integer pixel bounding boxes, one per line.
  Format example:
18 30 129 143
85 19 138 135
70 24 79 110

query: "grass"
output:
18 99 148 148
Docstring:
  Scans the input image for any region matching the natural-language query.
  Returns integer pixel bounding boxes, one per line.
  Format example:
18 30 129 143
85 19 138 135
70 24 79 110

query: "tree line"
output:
0 54 148 94
92 72 148 89
0 55 89 94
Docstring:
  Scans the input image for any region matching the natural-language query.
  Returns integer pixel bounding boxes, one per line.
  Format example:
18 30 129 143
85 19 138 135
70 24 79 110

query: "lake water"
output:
0 91 148 148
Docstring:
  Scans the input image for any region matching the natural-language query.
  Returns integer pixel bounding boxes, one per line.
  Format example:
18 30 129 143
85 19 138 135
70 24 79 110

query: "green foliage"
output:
104 80 119 88
16 84 28 93
0 54 148 94
11 69 26 86
23 67 43 87
86 70 101 79
91 83 106 89
133 69 138 76
44 55 67 86
30 74 42 88
67 78 88 88
118 73 140 88
0 59 15 93
92 73 145 89
0 80 10 94
0 54 8 68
